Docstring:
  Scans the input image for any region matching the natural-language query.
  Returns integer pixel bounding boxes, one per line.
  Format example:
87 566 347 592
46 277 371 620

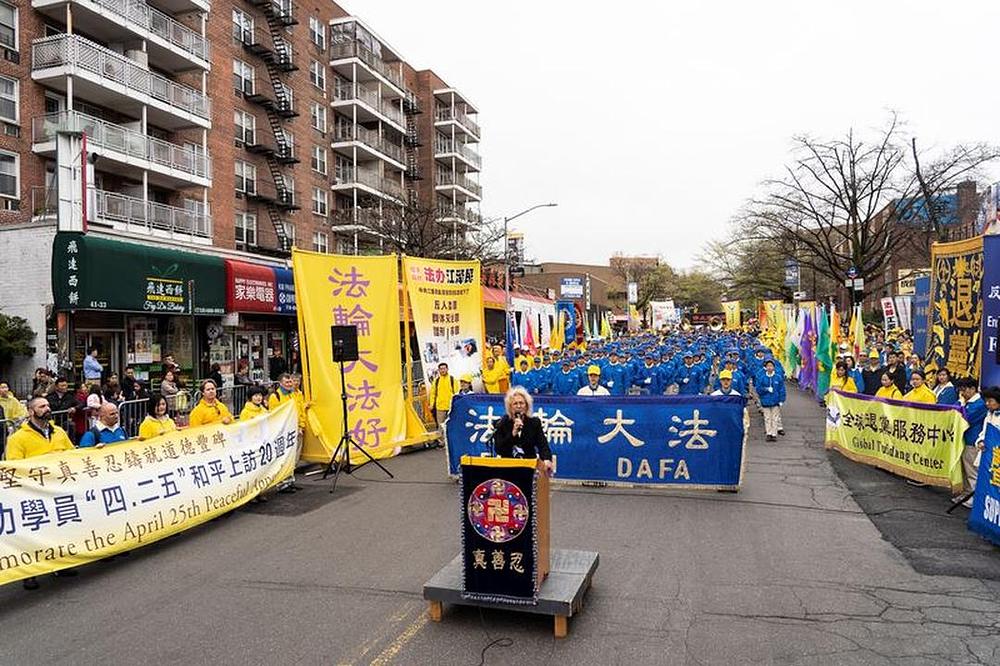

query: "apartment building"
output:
0 0 481 388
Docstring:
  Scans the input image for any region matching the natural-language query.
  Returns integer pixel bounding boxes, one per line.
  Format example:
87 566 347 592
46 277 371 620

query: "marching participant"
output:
577 365 611 396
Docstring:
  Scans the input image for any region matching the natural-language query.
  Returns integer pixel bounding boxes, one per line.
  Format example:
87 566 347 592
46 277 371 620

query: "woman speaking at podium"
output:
493 386 554 475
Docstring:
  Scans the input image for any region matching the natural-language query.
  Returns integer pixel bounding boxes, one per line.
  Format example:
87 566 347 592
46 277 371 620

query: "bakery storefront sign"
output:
52 232 225 314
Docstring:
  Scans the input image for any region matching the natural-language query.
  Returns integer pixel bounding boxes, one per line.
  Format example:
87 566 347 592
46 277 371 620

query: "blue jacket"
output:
676 364 704 395
935 384 960 406
552 370 582 396
79 425 129 448
963 397 988 447
602 363 627 396
512 371 538 395
756 371 786 407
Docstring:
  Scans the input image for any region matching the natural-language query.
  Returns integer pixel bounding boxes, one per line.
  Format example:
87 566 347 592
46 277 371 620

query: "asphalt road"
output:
2 388 1000 665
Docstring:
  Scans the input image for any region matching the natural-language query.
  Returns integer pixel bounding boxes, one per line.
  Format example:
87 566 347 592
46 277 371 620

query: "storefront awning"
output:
52 232 225 315
482 286 553 310
224 260 296 315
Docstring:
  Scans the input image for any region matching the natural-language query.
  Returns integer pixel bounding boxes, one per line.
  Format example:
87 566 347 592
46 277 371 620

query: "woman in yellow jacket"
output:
875 373 903 400
903 370 937 404
138 393 178 440
188 379 234 427
240 386 269 420
481 355 505 394
830 361 858 393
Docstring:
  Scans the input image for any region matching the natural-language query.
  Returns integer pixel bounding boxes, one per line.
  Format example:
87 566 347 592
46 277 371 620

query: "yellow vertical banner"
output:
763 300 784 331
402 257 484 387
292 250 408 463
722 300 741 330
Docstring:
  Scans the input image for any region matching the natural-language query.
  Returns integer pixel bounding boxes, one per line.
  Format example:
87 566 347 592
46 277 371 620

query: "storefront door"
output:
75 331 122 382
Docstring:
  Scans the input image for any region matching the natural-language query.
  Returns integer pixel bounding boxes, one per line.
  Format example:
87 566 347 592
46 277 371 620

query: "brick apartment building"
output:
0 0 481 388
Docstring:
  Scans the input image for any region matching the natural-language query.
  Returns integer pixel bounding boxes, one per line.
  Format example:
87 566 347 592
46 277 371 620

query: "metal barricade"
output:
117 398 147 439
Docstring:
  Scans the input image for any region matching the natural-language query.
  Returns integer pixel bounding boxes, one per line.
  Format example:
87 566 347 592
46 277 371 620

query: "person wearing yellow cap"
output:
577 365 610 396
458 373 475 395
710 369 740 396
861 349 885 396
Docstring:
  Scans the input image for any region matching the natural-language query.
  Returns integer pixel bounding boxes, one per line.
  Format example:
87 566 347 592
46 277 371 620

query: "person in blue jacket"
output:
512 358 538 395
756 359 786 441
637 354 664 395
602 351 628 396
675 352 702 395
956 378 987 499
552 359 582 396
79 402 130 448
933 368 960 405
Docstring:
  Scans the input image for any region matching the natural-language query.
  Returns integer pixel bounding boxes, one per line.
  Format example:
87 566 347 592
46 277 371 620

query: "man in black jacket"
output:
883 351 908 394
860 352 884 396
45 377 82 441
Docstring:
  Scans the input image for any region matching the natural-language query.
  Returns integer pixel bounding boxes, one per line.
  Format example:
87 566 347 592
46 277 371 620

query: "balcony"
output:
434 138 482 171
32 186 213 241
32 0 209 72
329 40 404 95
434 106 480 140
331 124 405 166
33 110 211 188
437 205 482 227
244 180 300 210
332 81 404 130
333 169 404 202
32 34 211 129
237 27 296 72
435 171 482 201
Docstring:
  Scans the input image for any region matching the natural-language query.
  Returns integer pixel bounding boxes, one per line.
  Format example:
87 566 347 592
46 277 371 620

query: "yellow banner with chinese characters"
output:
929 236 984 378
402 257 485 388
763 300 784 330
722 300 741 330
0 401 298 587
824 390 968 492
292 251 409 463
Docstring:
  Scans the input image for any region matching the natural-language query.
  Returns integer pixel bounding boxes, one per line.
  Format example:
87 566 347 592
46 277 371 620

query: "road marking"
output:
336 601 419 666
368 610 430 666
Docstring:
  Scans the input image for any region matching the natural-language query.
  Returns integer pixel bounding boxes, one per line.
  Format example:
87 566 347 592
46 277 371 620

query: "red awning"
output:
482 286 553 310
225 260 278 313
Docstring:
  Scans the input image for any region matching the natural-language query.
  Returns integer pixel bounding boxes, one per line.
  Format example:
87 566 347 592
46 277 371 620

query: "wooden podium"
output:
424 455 598 638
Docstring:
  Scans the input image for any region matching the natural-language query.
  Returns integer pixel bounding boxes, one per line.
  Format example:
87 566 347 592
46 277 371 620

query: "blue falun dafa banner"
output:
968 425 1000 547
445 394 748 489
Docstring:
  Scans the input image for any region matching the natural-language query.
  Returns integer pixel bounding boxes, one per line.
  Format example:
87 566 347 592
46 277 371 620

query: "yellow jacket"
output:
903 385 937 404
240 402 269 421
5 420 75 460
138 415 177 440
188 399 234 428
876 385 902 400
481 365 505 394
429 373 458 411
0 394 27 421
268 389 305 428
830 376 858 393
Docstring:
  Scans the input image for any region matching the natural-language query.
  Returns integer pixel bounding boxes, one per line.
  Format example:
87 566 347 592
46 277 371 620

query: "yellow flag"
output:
293 250 409 463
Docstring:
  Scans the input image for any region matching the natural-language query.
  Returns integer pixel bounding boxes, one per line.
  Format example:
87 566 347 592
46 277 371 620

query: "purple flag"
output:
799 309 817 392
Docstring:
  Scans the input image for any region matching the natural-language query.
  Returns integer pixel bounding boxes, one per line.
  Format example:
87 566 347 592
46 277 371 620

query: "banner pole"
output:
401 254 414 403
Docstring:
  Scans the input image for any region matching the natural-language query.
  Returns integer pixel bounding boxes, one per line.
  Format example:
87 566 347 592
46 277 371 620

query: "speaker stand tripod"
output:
323 357 394 493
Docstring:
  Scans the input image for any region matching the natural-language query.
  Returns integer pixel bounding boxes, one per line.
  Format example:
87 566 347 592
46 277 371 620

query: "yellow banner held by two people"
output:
292 251 430 464
0 401 299 587
825 390 968 492
722 300 741 331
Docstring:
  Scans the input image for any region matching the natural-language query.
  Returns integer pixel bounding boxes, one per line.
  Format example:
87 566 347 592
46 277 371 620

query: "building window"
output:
310 102 327 133
312 187 328 216
312 231 328 253
282 221 296 247
277 82 293 112
232 8 253 44
0 2 16 51
309 60 326 92
279 129 294 158
0 76 16 124
234 160 256 194
233 60 255 95
234 110 255 144
309 17 325 49
311 145 327 175
235 212 257 247
335 155 353 182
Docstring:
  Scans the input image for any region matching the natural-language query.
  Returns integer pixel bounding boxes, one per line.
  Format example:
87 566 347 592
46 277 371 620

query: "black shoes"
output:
766 435 777 442
778 429 785 436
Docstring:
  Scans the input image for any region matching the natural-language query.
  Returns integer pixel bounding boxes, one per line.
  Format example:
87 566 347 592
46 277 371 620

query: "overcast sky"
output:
355 0 1000 269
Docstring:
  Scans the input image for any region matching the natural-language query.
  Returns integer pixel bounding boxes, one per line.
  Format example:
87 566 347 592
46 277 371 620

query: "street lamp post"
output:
503 203 558 358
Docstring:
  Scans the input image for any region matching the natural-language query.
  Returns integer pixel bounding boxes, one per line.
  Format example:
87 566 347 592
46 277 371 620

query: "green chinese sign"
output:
52 232 225 314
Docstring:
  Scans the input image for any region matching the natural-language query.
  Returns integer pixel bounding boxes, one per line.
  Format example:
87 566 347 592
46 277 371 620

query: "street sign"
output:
847 266 858 279
784 260 800 287
793 291 807 300
627 282 638 304
510 266 525 278
560 277 584 299
844 278 864 290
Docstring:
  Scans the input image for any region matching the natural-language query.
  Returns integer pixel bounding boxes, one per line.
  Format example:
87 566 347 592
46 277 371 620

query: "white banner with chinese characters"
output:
0 401 298 586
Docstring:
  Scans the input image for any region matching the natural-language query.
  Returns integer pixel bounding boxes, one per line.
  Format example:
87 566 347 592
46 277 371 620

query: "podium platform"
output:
423 549 599 638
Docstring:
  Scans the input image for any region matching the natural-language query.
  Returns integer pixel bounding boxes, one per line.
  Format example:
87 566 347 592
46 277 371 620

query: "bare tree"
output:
334 200 505 261
735 114 999 300
700 235 789 303
608 255 674 312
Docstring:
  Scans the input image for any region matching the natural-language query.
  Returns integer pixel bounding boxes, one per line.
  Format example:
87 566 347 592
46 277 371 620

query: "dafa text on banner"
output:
825 390 968 492
292 251 427 464
0 401 299 586
402 256 485 388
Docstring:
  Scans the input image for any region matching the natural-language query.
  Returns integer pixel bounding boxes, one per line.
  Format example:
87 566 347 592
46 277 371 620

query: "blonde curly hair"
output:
503 386 533 417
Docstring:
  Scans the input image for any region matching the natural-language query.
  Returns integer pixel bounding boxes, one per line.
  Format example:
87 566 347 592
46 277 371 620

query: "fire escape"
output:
241 0 300 254
402 90 422 206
